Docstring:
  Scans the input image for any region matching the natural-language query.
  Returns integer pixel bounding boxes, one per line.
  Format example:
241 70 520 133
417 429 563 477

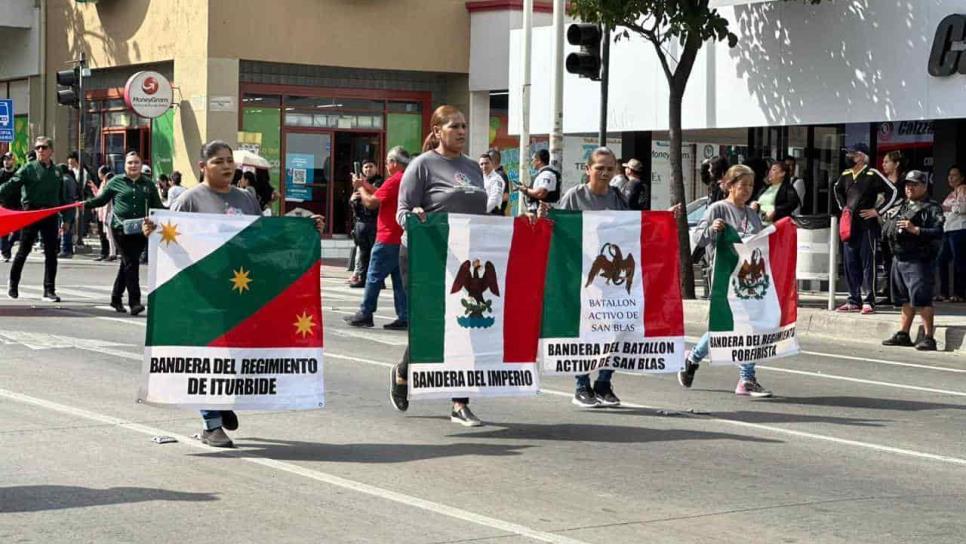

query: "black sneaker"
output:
221 410 239 431
200 427 234 448
42 292 61 303
572 387 600 408
130 304 146 316
7 286 18 299
678 356 699 388
93 256 106 262
915 336 937 351
383 319 408 331
451 405 482 427
882 331 914 347
343 312 374 328
593 382 621 407
110 299 126 313
389 364 409 412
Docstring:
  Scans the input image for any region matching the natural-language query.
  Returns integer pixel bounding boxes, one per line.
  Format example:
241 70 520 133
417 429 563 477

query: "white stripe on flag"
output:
727 232 780 334
148 211 260 293
580 212 644 339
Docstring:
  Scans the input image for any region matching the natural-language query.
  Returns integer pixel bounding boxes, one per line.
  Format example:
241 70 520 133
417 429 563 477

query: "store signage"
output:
0 100 13 143
123 71 173 118
928 14 966 77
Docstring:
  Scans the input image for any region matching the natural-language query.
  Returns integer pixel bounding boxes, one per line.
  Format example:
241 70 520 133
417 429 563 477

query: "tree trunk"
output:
668 85 695 299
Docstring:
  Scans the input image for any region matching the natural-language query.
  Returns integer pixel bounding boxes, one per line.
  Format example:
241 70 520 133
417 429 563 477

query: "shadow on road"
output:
0 485 219 513
763 396 966 412
447 422 782 445
190 439 533 463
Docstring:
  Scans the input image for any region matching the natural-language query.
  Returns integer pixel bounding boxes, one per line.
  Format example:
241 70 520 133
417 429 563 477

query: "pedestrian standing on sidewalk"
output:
144 140 325 447
390 105 487 427
878 150 906 304
621 158 651 211
348 160 383 288
881 171 945 350
520 149 560 214
556 147 628 408
83 151 164 316
833 143 898 315
678 164 774 398
58 163 80 259
0 136 67 302
89 165 118 262
936 165 966 302
344 146 410 330
479 153 505 215
0 152 19 262
750 161 800 225
487 149 511 215
164 171 186 207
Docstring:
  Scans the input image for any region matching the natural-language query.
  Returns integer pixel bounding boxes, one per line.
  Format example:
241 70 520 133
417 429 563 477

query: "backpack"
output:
538 166 562 204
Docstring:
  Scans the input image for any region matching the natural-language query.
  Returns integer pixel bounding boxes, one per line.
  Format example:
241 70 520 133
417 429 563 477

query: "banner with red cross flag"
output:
138 210 324 410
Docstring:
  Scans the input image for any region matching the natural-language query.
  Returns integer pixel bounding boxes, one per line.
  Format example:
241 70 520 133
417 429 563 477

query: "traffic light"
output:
566 23 603 81
56 68 80 108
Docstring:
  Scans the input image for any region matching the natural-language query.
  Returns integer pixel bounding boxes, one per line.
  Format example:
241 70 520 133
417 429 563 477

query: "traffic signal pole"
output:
518 0 533 213
549 0 565 174
77 52 85 186
598 25 610 147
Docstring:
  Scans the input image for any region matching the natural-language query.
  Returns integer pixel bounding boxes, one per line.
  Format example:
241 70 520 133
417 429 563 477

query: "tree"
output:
570 0 821 299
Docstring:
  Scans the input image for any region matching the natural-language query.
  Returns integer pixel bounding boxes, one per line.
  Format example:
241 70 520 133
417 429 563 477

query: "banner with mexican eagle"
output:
708 217 800 365
406 214 553 400
138 211 324 410
538 210 685 375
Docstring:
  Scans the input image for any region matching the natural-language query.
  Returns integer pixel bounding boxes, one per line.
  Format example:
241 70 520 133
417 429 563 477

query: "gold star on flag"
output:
294 311 316 338
230 267 253 293
159 221 181 246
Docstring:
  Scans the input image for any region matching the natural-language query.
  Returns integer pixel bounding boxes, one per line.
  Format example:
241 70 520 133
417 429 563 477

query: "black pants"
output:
842 226 879 306
353 221 377 278
113 229 147 305
9 215 59 293
395 244 468 404
97 219 110 258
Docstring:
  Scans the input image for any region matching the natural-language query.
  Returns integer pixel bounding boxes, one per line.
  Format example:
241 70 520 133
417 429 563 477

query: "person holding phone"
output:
348 159 383 287
83 150 164 315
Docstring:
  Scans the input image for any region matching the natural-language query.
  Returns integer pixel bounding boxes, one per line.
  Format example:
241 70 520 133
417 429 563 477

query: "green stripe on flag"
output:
709 225 742 332
408 213 449 363
541 210 582 338
146 217 319 346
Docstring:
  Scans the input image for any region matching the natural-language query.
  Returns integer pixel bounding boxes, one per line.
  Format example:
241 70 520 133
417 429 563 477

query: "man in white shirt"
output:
520 149 559 213
478 153 505 215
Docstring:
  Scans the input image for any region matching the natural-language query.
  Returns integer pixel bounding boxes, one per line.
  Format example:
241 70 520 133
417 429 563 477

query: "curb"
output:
682 300 966 353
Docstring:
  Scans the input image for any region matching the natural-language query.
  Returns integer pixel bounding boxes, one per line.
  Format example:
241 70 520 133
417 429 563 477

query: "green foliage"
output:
570 0 738 51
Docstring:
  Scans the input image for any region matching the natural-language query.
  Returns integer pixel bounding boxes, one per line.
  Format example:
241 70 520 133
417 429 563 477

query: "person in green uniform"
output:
0 136 67 302
84 151 165 316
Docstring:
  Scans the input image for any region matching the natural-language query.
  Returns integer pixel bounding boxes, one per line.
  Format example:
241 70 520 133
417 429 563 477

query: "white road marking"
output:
324 353 966 468
0 388 588 544
755 366 966 398
798 350 966 374
0 330 139 361
329 328 408 346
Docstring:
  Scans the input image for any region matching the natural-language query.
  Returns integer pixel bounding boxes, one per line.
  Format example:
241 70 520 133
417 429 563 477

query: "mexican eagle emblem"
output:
585 243 636 294
451 259 500 329
732 248 770 300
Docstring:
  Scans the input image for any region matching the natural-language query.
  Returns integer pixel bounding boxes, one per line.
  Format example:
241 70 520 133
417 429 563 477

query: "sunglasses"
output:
34 145 49 150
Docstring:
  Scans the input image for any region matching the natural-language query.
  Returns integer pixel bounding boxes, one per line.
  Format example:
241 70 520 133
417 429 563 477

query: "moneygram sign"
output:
124 71 173 118
928 14 966 77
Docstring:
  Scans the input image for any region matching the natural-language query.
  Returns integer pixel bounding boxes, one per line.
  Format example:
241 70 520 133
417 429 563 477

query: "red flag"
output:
0 203 84 237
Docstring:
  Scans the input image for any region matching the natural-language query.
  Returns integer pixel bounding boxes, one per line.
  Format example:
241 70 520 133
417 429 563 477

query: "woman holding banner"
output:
391 105 488 427
677 164 773 398
84 151 164 316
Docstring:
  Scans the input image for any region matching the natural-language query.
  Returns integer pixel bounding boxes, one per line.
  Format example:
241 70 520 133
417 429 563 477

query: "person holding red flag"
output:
0 136 68 302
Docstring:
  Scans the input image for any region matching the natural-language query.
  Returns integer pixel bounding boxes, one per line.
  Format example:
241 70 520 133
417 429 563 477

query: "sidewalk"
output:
682 293 966 353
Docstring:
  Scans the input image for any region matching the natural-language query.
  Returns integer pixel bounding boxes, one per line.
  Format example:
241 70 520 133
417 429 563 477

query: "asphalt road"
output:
1 256 965 543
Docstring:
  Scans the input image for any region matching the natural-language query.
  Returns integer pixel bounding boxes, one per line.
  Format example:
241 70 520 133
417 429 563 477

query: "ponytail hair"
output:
422 105 463 152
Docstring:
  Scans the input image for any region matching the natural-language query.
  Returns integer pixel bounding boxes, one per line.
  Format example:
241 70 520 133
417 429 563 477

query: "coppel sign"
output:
929 14 966 77
123 71 173 118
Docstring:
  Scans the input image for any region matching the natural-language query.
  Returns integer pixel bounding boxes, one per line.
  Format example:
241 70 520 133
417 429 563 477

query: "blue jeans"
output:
938 229 966 299
691 333 757 380
0 231 18 258
60 220 74 255
201 410 223 430
575 369 614 390
360 243 407 320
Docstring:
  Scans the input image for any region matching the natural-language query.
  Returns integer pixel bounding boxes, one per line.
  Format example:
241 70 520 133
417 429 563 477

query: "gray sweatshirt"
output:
396 151 488 228
696 199 764 265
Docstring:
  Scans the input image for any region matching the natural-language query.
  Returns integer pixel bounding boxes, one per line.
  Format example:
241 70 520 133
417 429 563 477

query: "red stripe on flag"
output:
503 216 553 362
641 211 684 337
0 203 84 238
769 217 798 326
208 261 324 348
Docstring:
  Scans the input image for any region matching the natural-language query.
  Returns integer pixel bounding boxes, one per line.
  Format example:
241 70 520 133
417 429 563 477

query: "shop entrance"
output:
332 132 381 235
102 127 150 174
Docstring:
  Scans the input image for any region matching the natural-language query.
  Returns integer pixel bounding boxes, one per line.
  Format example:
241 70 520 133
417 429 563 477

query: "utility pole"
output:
598 25 610 147
518 0 534 216
549 0 565 174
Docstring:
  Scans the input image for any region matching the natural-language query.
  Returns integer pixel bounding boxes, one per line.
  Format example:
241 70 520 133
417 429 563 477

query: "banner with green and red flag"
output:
708 217 800 365
139 210 324 410
407 214 553 400
0 203 83 237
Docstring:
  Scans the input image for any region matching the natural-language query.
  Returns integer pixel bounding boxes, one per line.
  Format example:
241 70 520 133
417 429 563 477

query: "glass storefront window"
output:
242 107 282 214
242 94 281 107
387 113 422 157
388 101 421 113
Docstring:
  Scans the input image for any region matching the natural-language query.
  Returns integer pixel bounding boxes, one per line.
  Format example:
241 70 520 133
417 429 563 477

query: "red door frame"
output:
239 83 432 235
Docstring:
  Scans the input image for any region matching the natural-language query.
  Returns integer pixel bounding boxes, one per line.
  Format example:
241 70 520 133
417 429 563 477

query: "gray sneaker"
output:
451 406 482 427
201 427 234 448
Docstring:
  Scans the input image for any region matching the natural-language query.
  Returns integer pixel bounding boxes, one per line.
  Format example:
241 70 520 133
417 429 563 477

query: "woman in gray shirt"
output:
677 164 773 398
391 105 488 427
